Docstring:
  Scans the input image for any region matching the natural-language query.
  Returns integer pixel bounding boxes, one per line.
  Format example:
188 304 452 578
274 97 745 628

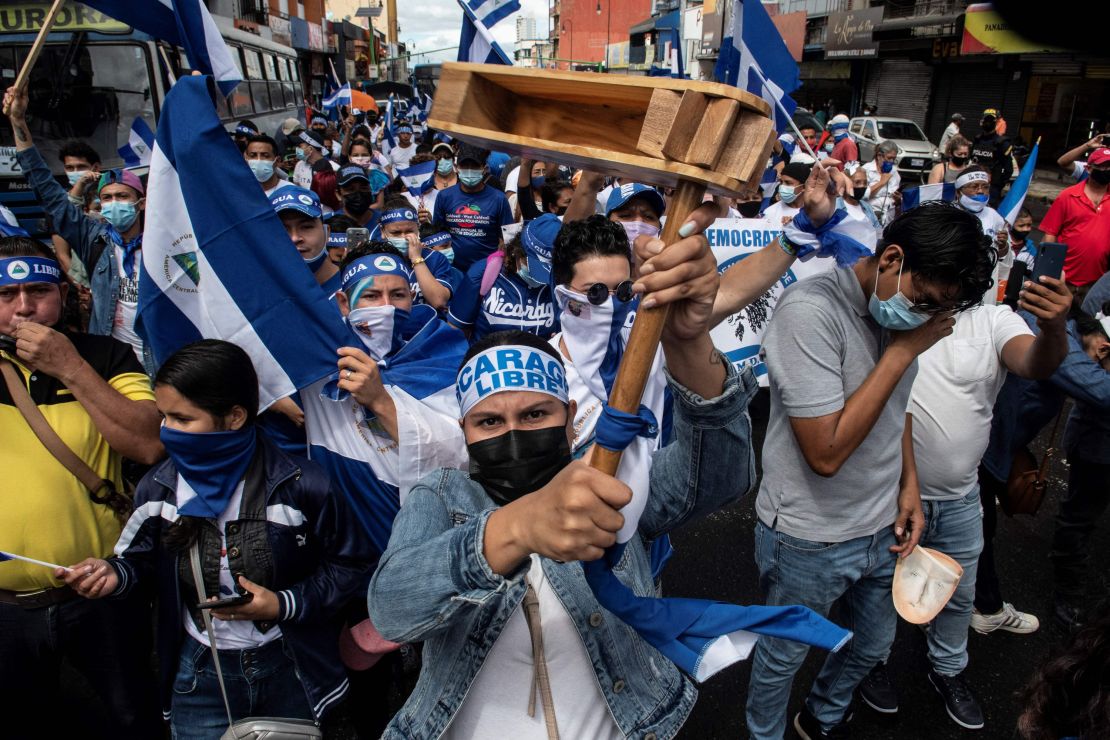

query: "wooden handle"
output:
2 0 66 116
590 179 707 477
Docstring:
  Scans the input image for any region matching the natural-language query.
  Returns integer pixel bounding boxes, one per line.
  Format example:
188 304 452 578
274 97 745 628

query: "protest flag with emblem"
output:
457 0 516 66
79 0 240 96
118 116 156 168
397 159 436 197
136 75 349 410
323 82 352 112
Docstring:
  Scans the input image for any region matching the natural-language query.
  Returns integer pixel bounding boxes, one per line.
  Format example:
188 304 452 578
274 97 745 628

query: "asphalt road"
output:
669 397 1109 740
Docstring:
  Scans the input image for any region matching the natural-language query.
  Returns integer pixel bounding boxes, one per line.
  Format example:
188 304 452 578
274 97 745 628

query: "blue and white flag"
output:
901 182 956 211
323 82 352 111
667 26 685 78
383 94 396 149
999 139 1039 226
136 76 349 410
398 159 436 197
457 0 516 65
714 0 800 133
117 117 156 168
80 0 240 96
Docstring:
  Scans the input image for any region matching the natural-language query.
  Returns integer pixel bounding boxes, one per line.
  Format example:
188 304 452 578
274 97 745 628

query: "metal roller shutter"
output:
863 59 933 129
927 61 1029 145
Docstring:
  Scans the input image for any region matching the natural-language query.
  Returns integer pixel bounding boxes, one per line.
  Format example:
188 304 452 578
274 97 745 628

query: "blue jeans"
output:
170 636 314 740
917 489 984 676
746 520 898 740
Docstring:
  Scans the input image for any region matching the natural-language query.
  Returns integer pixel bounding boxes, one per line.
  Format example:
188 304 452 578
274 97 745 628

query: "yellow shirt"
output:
0 334 154 592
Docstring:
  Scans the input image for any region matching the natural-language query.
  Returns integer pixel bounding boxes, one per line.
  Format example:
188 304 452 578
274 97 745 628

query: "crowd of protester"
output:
1 81 1109 740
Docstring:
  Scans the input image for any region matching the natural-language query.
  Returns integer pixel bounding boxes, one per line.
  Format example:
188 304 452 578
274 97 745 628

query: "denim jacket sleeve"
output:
638 363 758 542
1048 319 1110 410
368 471 527 644
15 145 106 264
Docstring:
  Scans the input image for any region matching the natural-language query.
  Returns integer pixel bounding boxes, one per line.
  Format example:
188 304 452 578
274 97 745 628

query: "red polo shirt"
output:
1039 181 1110 286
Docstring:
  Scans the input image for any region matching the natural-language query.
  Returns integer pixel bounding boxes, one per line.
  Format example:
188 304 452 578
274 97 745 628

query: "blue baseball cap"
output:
521 213 561 285
605 183 666 218
270 186 322 219
337 164 369 188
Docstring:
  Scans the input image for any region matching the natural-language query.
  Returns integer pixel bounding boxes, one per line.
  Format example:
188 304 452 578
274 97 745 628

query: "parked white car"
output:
849 117 941 184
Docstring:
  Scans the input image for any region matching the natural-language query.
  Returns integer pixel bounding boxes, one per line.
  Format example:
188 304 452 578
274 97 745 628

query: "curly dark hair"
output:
1017 599 1110 739
877 200 996 312
551 214 631 287
58 140 101 166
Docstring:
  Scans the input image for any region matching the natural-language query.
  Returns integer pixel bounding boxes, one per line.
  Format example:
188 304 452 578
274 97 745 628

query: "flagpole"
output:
749 64 820 161
1 551 73 573
2 0 66 116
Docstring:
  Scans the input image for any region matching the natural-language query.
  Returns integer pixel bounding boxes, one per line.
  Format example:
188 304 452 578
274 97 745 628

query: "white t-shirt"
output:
402 187 439 216
293 160 312 189
910 305 1032 500
387 142 417 171
443 556 623 740
181 480 284 651
863 160 901 226
761 200 800 227
111 246 143 363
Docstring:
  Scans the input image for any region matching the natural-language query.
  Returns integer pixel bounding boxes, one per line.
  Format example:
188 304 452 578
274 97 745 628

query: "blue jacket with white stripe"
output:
109 432 375 722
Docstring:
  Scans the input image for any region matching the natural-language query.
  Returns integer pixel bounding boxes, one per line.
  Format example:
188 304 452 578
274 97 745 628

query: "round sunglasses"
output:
581 280 635 306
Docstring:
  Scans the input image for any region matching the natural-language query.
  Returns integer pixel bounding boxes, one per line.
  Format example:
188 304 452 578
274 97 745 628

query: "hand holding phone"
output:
197 593 253 610
1031 242 1067 284
346 227 370 251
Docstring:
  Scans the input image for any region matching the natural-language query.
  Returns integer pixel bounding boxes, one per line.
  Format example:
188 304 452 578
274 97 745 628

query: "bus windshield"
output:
0 40 156 176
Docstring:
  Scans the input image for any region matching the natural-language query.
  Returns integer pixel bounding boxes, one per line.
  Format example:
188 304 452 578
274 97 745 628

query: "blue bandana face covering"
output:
160 425 257 519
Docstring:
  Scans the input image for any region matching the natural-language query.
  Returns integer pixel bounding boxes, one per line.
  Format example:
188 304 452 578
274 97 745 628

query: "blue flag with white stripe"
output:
323 82 352 111
80 0 240 96
999 139 1039 226
118 117 156 168
457 0 516 65
136 76 349 410
714 0 800 133
901 182 956 211
398 160 436 197
383 94 396 149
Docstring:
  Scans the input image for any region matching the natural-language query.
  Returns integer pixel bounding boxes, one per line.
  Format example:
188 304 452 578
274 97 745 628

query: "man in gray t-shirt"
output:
745 179 996 740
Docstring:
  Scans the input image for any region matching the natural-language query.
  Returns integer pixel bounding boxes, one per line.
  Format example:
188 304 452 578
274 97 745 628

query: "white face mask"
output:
554 284 635 403
350 155 373 167
619 220 660 244
959 193 988 213
347 305 398 362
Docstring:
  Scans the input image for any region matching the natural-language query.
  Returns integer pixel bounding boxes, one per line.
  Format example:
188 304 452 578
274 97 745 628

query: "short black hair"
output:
1073 312 1109 341
383 195 413 211
245 133 278 156
1017 206 1033 221
58 140 100 166
340 241 413 272
541 181 573 213
551 214 632 287
154 339 259 426
0 235 54 260
878 200 996 312
420 222 449 241
461 330 564 372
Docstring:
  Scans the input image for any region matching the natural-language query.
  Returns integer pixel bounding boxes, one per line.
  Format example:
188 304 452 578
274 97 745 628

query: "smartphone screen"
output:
347 227 370 250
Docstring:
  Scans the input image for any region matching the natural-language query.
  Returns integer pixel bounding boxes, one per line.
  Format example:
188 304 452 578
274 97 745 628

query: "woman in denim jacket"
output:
369 227 759 740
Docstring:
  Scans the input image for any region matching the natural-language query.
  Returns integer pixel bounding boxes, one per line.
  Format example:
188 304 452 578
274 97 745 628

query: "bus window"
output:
243 48 271 112
284 58 299 106
263 53 284 110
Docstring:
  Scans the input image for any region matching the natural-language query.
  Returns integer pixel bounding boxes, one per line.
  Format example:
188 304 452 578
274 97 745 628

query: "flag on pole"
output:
999 139 1040 226
383 94 396 149
901 182 957 211
323 82 352 111
136 76 349 410
80 0 241 96
714 0 801 133
667 26 685 79
117 117 156 168
457 0 516 65
398 160 436 197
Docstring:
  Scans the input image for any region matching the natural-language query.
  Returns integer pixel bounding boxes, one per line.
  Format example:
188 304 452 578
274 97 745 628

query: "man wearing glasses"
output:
6 86 154 374
746 192 998 740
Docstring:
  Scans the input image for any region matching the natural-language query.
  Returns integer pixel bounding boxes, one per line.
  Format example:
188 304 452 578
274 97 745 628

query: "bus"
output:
0 1 304 236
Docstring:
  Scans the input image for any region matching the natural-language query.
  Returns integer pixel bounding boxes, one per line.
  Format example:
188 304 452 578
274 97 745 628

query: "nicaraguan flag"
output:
80 0 240 96
457 0 516 65
383 94 396 149
323 82 352 111
999 139 1039 226
901 182 956 211
118 117 156 168
136 76 349 410
398 160 436 197
714 0 800 133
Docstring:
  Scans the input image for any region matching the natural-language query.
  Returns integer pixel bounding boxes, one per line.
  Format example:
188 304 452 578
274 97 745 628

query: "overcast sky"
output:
397 0 550 64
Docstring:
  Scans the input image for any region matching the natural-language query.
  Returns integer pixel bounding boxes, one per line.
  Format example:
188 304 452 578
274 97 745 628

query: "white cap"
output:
830 114 850 127
892 546 964 624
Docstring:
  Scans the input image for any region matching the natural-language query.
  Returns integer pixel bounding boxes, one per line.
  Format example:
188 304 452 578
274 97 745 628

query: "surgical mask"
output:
960 193 988 213
778 184 798 205
738 200 762 218
386 236 409 253
350 155 373 167
438 246 455 263
101 201 139 232
343 191 372 216
458 168 484 187
467 426 572 506
248 159 274 182
305 247 328 273
347 305 404 362
66 170 89 186
824 141 835 152
868 259 928 331
950 155 969 167
295 147 308 162
1090 168 1110 186
620 219 660 244
880 161 894 174
517 264 546 289
436 158 455 176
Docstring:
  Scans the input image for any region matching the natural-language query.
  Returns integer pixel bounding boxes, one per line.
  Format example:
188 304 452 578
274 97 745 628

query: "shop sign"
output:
961 3 1067 55
824 7 882 59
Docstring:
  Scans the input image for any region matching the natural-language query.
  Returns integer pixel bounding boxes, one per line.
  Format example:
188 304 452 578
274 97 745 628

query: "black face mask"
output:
851 186 868 201
468 426 572 506
1011 228 1032 241
343 191 372 216
737 200 762 218
1090 168 1110 185
982 121 996 134
950 155 969 167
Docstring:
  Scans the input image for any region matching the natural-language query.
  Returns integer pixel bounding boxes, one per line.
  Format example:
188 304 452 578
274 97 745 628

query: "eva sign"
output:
707 218 836 387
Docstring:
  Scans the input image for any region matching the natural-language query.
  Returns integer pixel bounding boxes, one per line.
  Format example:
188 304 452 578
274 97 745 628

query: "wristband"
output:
777 233 798 257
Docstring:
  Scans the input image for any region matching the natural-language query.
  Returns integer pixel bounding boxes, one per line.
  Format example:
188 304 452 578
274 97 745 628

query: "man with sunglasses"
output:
5 86 155 375
746 168 997 738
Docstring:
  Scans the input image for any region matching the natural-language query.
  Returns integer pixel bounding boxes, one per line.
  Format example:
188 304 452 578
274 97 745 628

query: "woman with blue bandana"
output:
447 214 560 343
369 219 762 739
373 198 458 311
62 340 374 739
